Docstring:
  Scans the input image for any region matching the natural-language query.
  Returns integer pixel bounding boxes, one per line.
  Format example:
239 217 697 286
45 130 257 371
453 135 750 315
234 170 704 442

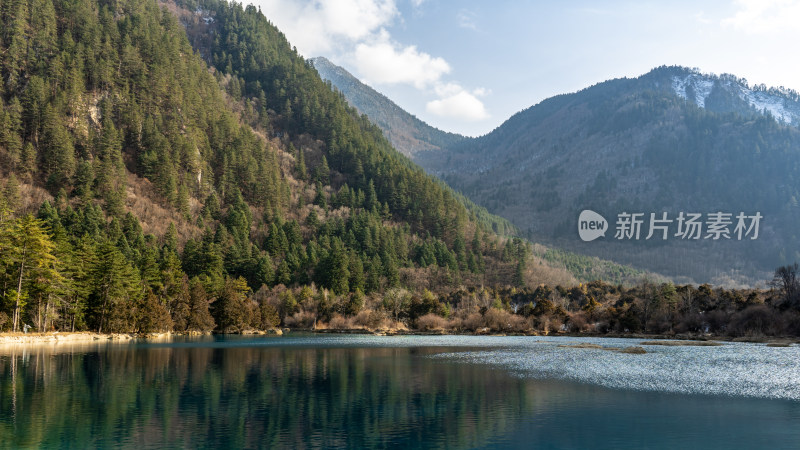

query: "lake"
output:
1 334 799 449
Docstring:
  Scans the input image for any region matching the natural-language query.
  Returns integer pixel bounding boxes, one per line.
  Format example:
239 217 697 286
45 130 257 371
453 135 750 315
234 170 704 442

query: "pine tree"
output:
382 251 399 288
366 255 382 293
29 0 57 67
250 253 273 288
203 192 221 220
91 241 141 333
295 147 307 180
472 228 482 252
275 259 291 285
95 117 126 215
1 214 60 332
164 222 179 254
322 238 349 295
4 0 29 92
280 290 298 319
365 180 378 212
23 76 46 142
61 235 97 331
265 223 288 257
212 276 250 332
314 155 330 185
346 288 365 316
348 252 365 293
73 160 94 203
514 260 526 288
20 142 36 177
139 247 162 293
136 290 173 333
3 173 21 212
187 278 215 332
0 100 23 170
40 106 76 192
171 276 191 332
314 182 327 209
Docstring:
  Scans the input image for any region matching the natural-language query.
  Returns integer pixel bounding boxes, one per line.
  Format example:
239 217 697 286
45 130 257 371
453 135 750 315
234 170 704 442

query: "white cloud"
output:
434 82 463 97
472 87 491 97
353 31 450 89
723 0 800 34
426 87 489 121
457 9 478 30
254 0 398 56
257 0 449 89
254 0 488 127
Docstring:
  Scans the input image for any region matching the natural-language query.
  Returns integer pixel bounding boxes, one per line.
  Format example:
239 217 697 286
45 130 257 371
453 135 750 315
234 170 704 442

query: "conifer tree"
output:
40 106 75 191
2 173 21 212
212 276 250 332
322 237 349 295
91 241 141 333
0 99 23 170
295 147 307 180
4 0 29 92
187 278 215 332
29 0 57 66
95 117 126 214
1 214 59 331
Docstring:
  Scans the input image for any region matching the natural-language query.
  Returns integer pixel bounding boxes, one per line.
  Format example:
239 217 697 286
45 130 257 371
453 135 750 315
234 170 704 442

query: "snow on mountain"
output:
670 71 800 126
741 89 796 124
672 74 714 108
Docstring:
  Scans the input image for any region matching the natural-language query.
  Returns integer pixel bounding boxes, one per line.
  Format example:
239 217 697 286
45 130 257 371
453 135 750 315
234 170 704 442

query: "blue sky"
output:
252 0 800 136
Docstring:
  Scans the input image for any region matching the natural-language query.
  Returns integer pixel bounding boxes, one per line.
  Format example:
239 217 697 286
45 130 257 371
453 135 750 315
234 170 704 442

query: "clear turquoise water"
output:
1 334 799 449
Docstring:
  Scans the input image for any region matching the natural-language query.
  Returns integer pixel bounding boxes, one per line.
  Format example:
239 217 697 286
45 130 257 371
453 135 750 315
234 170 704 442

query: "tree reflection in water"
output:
0 337 542 449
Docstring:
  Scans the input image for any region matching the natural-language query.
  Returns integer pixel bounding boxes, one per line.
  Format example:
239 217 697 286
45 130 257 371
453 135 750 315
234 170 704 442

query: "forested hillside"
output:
0 0 575 333
311 55 652 285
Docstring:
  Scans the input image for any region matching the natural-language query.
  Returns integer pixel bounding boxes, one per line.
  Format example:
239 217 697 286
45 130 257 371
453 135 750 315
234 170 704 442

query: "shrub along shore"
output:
4 271 800 345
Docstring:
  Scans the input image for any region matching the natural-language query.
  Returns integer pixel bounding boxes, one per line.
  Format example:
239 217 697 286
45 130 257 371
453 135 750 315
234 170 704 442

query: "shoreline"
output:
0 331 173 345
0 330 797 347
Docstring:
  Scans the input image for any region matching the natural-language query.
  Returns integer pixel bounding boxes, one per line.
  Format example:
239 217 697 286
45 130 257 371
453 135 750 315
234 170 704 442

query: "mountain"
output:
0 0 579 333
309 56 466 157
313 60 800 285
669 68 800 125
309 57 652 284
415 66 800 285
1 0 794 343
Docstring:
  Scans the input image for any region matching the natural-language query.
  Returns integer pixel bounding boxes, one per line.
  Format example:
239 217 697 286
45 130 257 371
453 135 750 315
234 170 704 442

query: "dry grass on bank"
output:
313 310 408 333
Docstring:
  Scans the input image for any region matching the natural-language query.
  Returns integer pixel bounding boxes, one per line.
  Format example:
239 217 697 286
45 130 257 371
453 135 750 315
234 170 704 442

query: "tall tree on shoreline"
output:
0 214 59 331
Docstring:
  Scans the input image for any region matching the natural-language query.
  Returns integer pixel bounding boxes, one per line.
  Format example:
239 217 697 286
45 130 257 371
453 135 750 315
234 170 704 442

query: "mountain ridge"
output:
310 56 466 157
317 60 800 285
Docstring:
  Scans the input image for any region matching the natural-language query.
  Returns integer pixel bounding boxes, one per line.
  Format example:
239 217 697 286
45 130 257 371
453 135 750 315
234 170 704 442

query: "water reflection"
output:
0 337 539 449
2 336 800 449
